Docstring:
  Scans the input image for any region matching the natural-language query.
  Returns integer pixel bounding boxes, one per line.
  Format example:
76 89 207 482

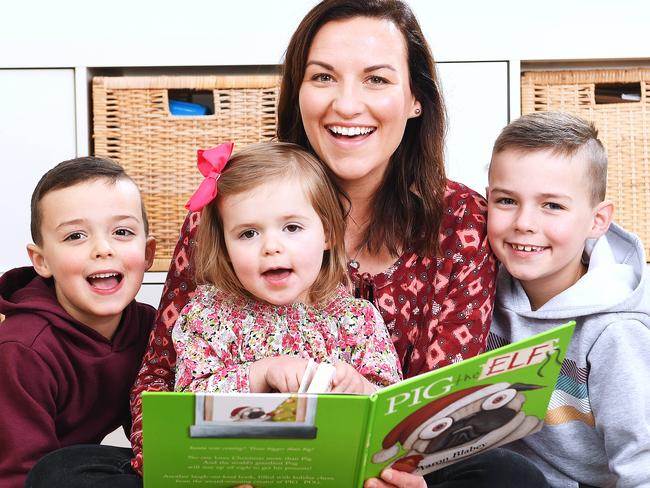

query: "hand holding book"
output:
331 362 377 394
248 356 370 394
298 358 376 394
248 356 310 393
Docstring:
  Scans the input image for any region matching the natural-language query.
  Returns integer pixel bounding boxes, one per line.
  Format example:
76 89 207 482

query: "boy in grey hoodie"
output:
486 112 650 488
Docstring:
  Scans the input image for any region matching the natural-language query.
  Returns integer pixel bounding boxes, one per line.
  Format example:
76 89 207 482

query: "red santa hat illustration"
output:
230 406 249 417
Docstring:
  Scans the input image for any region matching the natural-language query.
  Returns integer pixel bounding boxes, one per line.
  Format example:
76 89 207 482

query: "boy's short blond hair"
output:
194 142 348 304
491 112 608 205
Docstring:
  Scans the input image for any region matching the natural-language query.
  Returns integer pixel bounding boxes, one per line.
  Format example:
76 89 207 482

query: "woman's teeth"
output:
328 126 375 136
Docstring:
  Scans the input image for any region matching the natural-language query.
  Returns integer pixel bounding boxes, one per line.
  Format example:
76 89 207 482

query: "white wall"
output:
1 0 648 275
2 0 649 68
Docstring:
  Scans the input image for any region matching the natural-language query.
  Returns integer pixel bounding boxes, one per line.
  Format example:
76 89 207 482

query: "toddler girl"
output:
172 141 401 395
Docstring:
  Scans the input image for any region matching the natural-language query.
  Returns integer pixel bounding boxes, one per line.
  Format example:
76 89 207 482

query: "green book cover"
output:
142 321 574 487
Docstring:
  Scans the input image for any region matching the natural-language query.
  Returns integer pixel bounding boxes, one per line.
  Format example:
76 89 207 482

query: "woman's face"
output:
299 16 421 192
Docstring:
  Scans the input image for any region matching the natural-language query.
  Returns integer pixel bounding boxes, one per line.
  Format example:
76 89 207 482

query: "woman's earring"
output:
414 108 421 115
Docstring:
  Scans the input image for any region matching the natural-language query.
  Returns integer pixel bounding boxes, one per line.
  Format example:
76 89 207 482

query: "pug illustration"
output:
229 396 302 422
372 382 544 473
230 406 270 421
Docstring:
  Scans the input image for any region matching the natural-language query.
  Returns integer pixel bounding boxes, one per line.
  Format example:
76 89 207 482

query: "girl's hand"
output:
364 469 427 488
331 361 377 394
249 356 309 393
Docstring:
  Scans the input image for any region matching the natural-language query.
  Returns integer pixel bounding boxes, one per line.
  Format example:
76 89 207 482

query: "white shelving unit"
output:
2 1 649 306
0 69 77 271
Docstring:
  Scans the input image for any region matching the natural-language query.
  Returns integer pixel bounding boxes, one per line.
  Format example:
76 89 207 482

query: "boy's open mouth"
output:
86 272 123 290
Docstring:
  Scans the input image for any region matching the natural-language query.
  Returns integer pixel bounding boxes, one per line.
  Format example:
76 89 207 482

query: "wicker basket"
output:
93 75 281 271
521 68 650 259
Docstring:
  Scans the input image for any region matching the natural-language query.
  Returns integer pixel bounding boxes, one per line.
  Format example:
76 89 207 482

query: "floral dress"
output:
172 284 401 392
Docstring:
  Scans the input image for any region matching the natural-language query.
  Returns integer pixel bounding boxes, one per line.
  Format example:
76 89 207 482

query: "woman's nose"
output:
332 82 363 118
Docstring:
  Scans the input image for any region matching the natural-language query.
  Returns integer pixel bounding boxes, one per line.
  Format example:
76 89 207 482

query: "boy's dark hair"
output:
30 156 149 245
491 111 608 205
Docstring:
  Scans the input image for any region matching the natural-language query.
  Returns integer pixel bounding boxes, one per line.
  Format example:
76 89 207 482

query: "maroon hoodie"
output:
0 267 155 488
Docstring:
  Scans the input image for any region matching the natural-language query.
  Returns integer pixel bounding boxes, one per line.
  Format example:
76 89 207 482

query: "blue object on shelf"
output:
169 99 209 116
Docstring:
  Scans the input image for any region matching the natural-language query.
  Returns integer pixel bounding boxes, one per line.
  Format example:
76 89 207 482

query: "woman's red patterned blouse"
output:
129 179 496 473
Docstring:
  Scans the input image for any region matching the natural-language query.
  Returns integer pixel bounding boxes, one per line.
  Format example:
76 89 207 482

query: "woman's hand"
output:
331 361 377 394
364 469 427 488
249 356 309 393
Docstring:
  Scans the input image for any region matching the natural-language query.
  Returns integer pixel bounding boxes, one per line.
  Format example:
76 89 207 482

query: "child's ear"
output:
26 243 53 278
589 200 614 239
144 236 157 271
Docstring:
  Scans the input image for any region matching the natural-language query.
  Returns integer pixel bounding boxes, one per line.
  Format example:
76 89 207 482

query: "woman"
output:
132 1 548 487
28 1 549 487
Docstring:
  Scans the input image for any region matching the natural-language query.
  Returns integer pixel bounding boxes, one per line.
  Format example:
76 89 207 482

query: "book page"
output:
143 392 372 487
362 322 575 477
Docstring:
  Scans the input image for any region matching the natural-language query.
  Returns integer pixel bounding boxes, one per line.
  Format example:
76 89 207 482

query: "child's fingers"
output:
332 361 352 384
267 356 308 392
330 377 350 392
331 363 342 386
287 369 302 392
297 359 309 375
280 360 305 392
267 368 289 392
330 363 350 391
334 371 360 393
267 374 283 392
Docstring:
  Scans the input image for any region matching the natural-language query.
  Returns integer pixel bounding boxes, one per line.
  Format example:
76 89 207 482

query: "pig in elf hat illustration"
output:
371 382 544 473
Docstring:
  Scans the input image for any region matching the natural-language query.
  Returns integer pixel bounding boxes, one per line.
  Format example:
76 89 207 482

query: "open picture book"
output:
142 321 575 487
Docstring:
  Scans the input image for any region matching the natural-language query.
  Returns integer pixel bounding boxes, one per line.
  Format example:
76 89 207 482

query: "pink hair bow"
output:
185 142 234 212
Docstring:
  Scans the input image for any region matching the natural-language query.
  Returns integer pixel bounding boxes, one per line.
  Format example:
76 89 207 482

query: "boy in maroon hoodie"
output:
0 157 156 488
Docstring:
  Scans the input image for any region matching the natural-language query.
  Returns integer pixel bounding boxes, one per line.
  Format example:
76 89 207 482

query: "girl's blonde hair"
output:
194 141 348 304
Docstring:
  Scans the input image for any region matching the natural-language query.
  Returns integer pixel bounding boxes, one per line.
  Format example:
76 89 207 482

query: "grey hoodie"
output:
488 223 650 488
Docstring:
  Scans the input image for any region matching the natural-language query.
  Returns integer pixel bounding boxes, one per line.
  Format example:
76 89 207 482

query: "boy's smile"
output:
86 271 123 291
487 148 610 309
28 178 155 338
509 244 547 253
